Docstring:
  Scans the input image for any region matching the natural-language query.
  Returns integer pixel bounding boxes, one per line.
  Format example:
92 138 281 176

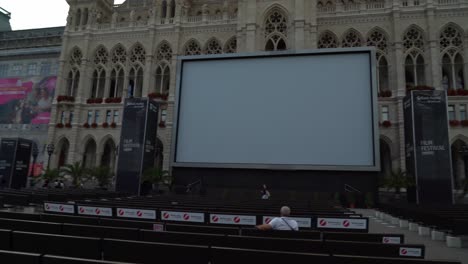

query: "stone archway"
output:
56 137 70 168
100 138 116 171
155 138 164 170
82 139 97 168
380 139 392 177
451 139 467 189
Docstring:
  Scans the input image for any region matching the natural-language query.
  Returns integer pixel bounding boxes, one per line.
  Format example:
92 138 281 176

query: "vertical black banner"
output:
404 90 453 205
116 98 158 195
11 139 32 189
0 139 17 188
403 97 415 184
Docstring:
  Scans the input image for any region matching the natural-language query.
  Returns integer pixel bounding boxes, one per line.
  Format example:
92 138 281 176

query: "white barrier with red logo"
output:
209 214 256 225
161 211 204 223
262 216 312 228
382 236 402 244
77 206 113 217
116 208 156 220
399 247 423 257
44 203 75 214
316 217 368 230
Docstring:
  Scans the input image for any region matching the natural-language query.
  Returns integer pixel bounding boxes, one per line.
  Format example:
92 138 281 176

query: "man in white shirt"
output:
255 206 299 231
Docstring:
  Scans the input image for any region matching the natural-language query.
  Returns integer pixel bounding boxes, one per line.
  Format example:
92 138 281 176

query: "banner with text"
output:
209 214 256 226
404 91 454 204
44 202 75 214
116 208 156 220
78 206 113 217
161 211 205 223
316 217 368 231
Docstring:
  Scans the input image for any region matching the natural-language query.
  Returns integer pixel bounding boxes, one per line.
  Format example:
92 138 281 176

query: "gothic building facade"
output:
48 0 468 187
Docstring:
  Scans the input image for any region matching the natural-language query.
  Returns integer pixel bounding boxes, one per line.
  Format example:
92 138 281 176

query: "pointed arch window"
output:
204 39 223 54
318 31 338 49
156 42 173 61
130 44 146 64
440 25 464 90
184 40 202 55
128 64 144 98
366 29 388 54
342 30 363 47
170 0 176 18
224 37 237 53
111 45 127 64
403 27 425 52
264 9 288 51
91 66 106 99
109 65 124 98
377 53 389 92
66 68 80 97
162 0 168 19
155 63 170 95
405 51 426 88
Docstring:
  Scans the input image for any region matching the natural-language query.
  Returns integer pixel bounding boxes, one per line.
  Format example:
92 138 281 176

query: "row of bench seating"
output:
379 204 468 235
0 247 461 264
0 188 125 206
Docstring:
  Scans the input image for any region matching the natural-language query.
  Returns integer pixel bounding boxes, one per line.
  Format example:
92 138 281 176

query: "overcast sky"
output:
1 0 126 30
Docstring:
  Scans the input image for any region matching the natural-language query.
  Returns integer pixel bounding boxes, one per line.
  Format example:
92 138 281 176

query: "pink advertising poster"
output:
0 76 56 124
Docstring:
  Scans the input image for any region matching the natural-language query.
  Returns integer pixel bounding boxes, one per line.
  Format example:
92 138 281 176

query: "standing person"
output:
255 206 299 231
261 184 271 200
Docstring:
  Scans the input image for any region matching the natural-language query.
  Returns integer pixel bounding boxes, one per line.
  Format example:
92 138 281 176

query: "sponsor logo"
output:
183 213 190 220
79 207 85 213
59 205 64 212
77 206 112 217
265 217 272 224
137 211 143 217
382 236 401 244
163 212 170 219
118 209 125 216
212 215 219 222
319 219 327 226
234 217 240 223
343 220 350 227
210 214 256 225
116 208 156 220
44 203 75 214
95 208 101 215
45 204 50 210
399 247 422 257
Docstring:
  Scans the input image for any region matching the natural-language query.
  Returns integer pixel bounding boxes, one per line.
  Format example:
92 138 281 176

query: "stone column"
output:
463 37 468 89
245 1 257 52
294 0 305 50
103 69 111 98
426 4 441 89
142 55 154 96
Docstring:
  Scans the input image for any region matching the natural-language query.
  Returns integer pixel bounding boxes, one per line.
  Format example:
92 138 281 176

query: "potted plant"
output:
142 168 172 194
382 120 392 128
83 123 90 128
364 192 375 208
39 168 63 188
89 166 113 190
110 122 117 128
65 123 72 128
102 122 109 128
158 121 166 128
91 123 98 128
384 169 414 199
60 162 88 188
56 123 64 128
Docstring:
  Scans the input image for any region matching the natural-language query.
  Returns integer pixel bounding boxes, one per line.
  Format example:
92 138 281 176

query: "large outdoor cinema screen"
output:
172 48 379 171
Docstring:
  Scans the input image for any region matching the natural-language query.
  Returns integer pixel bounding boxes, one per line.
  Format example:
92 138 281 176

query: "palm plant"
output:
142 168 172 192
60 162 88 188
383 169 415 196
40 168 63 186
89 166 113 189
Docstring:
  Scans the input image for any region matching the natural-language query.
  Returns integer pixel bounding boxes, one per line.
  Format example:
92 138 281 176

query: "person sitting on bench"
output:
256 206 299 231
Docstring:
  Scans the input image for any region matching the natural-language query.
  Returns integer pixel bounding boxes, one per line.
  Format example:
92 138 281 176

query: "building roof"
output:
0 26 64 50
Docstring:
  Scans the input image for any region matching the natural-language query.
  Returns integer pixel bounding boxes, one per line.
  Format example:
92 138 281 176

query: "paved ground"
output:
354 209 468 264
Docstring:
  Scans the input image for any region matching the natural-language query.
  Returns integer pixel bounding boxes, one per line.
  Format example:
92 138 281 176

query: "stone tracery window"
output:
130 43 146 64
156 42 173 61
69 47 83 66
224 37 237 53
184 40 202 55
94 46 109 65
342 29 363 47
440 24 465 90
265 10 287 37
403 27 425 52
204 38 223 54
111 45 127 64
366 29 388 53
440 25 463 52
264 9 288 51
318 31 338 49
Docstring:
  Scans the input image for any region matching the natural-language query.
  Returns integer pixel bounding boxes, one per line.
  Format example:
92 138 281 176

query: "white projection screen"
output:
172 48 380 171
